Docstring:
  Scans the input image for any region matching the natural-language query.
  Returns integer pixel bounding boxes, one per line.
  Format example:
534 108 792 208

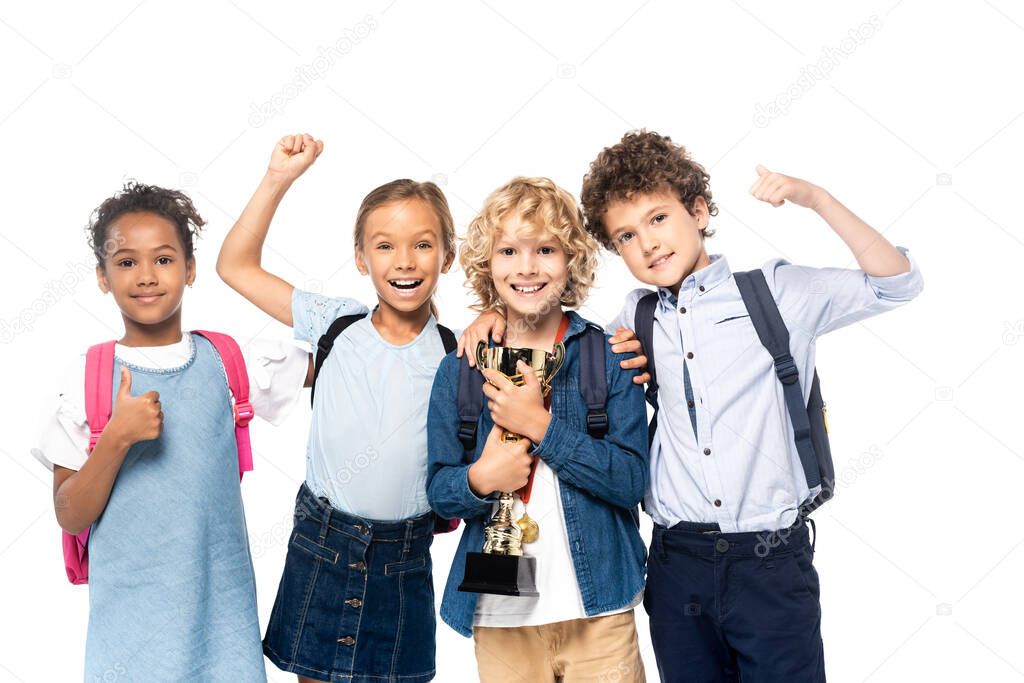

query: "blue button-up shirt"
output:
607 250 924 533
427 311 649 637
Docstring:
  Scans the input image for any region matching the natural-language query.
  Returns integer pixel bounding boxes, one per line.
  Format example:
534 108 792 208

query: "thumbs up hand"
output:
749 165 827 210
109 366 163 446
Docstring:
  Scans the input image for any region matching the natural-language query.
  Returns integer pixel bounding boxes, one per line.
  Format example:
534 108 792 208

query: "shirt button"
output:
338 636 356 646
687 400 695 409
714 499 722 507
704 448 711 456
715 538 729 553
687 352 694 360
699 285 706 292
345 598 363 608
680 307 687 314
348 561 366 572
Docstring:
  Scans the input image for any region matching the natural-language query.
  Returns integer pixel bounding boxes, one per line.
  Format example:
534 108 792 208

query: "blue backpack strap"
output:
456 350 485 451
311 313 368 406
732 270 821 490
634 292 660 445
579 325 608 439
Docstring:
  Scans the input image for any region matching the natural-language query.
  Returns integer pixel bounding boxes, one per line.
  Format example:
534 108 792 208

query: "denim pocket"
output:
385 555 427 575
290 532 339 564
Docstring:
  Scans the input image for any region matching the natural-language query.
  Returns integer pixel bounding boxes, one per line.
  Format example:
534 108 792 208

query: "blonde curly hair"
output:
461 177 599 312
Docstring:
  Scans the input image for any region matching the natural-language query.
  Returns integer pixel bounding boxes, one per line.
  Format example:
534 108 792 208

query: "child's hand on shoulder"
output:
267 133 324 184
749 165 830 211
458 309 507 367
108 367 163 447
608 327 651 385
468 425 533 496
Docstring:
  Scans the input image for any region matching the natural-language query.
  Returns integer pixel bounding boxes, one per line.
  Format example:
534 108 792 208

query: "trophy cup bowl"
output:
457 341 565 597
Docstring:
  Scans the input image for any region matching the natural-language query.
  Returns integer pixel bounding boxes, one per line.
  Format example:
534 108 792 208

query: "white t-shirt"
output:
474 454 643 628
32 334 309 472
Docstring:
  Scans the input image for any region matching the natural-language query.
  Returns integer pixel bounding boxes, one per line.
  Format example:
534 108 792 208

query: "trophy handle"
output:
475 340 488 369
549 342 566 382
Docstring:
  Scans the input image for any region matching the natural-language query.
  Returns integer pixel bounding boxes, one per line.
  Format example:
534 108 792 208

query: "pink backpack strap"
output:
193 331 254 479
85 341 117 449
63 340 117 585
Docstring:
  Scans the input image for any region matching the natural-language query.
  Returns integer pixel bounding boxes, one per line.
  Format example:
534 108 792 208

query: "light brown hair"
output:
354 179 455 319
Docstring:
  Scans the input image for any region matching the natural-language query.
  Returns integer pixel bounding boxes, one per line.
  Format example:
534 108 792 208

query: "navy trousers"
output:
645 519 826 683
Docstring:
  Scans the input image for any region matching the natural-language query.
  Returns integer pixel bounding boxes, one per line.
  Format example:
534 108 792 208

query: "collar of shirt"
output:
657 254 732 310
490 309 598 349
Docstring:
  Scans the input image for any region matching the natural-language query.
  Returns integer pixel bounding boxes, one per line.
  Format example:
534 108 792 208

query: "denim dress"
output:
84 334 266 681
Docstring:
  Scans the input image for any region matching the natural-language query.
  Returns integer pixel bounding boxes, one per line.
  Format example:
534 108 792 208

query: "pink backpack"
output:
61 331 255 585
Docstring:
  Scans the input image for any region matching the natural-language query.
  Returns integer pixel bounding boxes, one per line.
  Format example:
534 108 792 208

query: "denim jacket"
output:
426 311 649 637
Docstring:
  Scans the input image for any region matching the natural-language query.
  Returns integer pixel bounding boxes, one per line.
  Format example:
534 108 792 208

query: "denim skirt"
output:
263 483 436 682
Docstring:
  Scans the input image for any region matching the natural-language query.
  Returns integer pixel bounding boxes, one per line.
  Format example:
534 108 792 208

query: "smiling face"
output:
96 211 194 331
490 215 569 323
604 191 710 295
354 198 454 316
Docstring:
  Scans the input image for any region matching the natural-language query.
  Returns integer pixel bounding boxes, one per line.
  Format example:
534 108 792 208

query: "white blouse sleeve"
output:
242 338 310 426
31 357 91 472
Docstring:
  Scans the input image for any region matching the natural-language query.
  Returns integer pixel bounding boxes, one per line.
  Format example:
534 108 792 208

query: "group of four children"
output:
34 129 922 682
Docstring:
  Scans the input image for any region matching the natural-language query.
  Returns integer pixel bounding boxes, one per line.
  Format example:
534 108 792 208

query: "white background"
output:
0 1 1020 681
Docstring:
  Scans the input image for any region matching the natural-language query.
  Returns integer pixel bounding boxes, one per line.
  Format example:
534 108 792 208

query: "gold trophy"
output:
457 341 565 597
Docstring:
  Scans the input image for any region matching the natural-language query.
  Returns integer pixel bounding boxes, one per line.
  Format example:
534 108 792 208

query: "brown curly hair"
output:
581 129 718 251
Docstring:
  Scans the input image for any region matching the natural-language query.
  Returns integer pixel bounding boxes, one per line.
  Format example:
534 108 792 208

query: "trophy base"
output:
458 552 539 597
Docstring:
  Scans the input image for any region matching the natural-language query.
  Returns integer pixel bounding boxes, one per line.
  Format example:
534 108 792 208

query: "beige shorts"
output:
473 609 645 683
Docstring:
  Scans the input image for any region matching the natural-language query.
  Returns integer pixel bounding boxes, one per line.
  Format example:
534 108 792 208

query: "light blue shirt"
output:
608 250 924 533
293 289 456 521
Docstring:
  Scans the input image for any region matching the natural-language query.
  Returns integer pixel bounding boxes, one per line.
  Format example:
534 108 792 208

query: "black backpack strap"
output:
579 325 609 439
436 324 457 355
311 313 368 406
634 292 660 445
801 369 834 515
733 270 821 490
455 351 485 451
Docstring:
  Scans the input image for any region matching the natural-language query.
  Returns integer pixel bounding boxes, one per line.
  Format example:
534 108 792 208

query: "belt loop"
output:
654 527 667 560
318 496 331 543
807 517 817 553
403 519 414 556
